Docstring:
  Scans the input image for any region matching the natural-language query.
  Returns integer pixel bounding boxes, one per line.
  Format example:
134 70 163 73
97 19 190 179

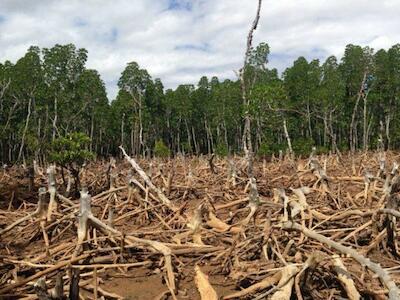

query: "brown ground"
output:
0 151 399 299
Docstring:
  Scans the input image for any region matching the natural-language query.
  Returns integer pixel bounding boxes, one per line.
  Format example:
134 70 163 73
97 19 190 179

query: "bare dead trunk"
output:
239 0 262 176
283 118 293 157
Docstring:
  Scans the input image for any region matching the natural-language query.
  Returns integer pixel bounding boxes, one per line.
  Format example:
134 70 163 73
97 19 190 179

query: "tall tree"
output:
118 62 151 155
42 44 88 140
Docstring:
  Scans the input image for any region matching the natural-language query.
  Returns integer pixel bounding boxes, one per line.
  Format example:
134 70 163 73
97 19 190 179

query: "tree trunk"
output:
385 114 391 150
192 126 199 154
207 122 214 153
131 123 134 155
366 116 373 150
323 111 328 147
120 113 125 149
90 111 94 152
205 119 211 154
185 120 192 154
223 120 229 149
256 117 262 151
363 94 367 151
138 96 143 156
17 97 32 161
307 101 312 138
239 0 262 177
350 72 367 153
52 97 57 140
283 118 293 157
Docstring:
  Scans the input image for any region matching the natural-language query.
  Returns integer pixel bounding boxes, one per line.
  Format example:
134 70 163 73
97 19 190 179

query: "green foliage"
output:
49 132 94 167
292 138 314 155
25 132 40 153
316 146 330 155
257 141 285 157
215 143 228 157
153 140 170 158
181 142 191 154
338 142 349 152
257 142 272 157
4 41 400 162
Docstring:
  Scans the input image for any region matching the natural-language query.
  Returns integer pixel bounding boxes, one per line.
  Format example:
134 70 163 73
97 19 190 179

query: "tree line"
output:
1 42 400 163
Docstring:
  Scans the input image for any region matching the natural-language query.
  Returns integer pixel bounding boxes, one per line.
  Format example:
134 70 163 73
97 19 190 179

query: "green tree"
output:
50 132 94 192
319 56 345 148
153 139 170 158
42 44 88 140
283 57 321 140
118 62 151 155
76 69 109 153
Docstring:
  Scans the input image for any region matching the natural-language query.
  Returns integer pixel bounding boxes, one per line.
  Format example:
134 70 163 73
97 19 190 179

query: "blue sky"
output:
0 0 400 100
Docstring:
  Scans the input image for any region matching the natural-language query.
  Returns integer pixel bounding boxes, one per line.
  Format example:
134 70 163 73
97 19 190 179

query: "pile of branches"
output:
1 149 400 299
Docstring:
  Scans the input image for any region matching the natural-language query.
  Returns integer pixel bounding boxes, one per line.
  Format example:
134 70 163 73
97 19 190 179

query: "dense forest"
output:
1 42 400 162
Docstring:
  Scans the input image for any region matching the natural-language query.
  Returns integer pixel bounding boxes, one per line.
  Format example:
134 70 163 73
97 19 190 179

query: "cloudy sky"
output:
1 0 400 100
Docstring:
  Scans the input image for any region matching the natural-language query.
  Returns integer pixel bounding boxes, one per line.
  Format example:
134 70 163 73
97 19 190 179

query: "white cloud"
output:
0 0 400 100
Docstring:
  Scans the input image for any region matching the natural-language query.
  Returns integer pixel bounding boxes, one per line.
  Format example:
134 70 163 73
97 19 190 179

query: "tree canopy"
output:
2 42 400 163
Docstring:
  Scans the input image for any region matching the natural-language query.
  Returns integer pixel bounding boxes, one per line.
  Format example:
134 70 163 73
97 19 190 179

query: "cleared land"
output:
0 152 400 299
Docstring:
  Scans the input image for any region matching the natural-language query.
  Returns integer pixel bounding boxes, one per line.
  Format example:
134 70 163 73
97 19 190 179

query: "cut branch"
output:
283 221 400 299
119 146 175 210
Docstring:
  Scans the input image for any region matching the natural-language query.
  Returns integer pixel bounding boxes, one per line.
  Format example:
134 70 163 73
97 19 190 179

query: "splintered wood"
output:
1 151 400 299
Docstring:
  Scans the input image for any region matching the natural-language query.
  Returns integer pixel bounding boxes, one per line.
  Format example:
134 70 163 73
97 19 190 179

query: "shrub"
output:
215 143 228 157
154 140 170 158
292 138 314 156
50 132 94 167
49 132 94 191
257 141 285 157
316 146 330 154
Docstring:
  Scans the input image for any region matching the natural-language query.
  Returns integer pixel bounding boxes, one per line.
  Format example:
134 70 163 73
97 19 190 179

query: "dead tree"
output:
283 118 293 158
119 146 175 210
46 165 57 222
239 0 263 177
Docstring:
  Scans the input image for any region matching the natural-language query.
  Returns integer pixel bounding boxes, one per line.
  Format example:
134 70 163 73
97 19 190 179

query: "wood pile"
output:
0 150 399 299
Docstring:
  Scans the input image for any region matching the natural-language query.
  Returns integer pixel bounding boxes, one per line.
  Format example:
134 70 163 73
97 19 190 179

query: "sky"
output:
0 0 400 100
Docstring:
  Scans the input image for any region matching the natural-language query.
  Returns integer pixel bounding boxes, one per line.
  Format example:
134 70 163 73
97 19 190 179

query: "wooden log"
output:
0 254 89 294
283 221 400 299
194 265 218 300
271 264 298 300
223 272 281 299
119 146 175 210
333 256 360 300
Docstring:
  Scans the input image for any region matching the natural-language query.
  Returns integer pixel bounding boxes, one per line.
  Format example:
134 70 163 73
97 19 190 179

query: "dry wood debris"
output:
1 151 400 299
